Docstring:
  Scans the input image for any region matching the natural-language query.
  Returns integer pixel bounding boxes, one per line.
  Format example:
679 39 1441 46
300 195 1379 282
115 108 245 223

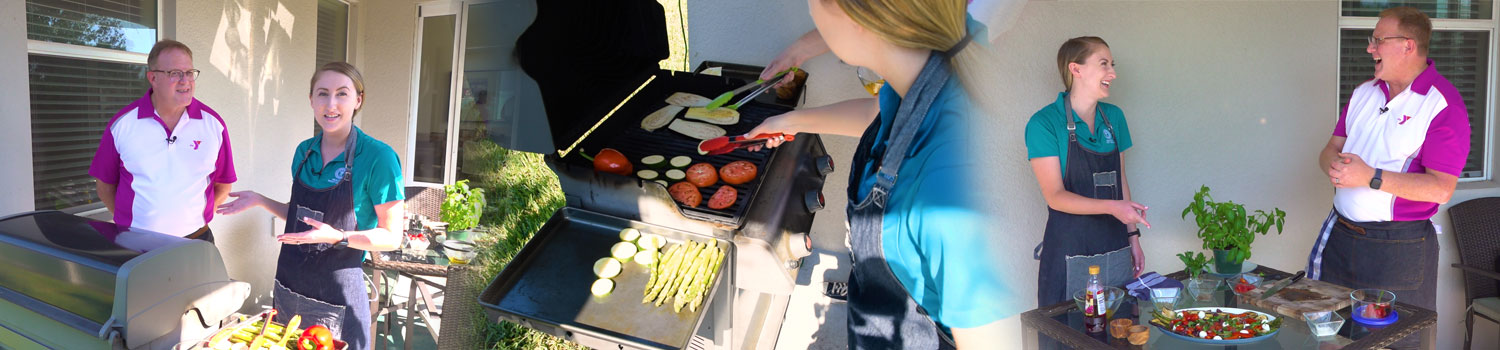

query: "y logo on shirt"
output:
1398 115 1413 125
1101 128 1114 144
192 140 202 150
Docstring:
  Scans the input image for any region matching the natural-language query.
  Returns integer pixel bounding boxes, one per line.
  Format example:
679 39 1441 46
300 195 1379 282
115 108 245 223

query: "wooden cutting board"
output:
1240 278 1353 318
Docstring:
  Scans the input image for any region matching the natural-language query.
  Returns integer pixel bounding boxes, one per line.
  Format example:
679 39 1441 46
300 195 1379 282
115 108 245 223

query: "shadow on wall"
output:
198 0 303 315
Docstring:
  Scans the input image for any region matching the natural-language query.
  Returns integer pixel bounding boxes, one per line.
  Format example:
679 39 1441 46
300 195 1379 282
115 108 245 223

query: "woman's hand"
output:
216 191 264 215
762 30 828 87
278 217 343 245
1110 200 1151 229
1129 236 1145 277
745 111 803 151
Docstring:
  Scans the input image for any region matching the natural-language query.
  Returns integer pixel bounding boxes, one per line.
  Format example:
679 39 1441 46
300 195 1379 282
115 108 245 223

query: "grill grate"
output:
560 71 799 228
575 101 789 227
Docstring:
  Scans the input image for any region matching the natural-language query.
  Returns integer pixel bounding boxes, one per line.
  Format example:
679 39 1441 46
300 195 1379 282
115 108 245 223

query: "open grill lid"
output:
510 0 675 154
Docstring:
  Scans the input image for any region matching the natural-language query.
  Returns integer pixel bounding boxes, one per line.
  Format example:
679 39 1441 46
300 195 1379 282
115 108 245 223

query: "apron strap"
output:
869 52 952 208
293 129 361 177
1061 95 1117 152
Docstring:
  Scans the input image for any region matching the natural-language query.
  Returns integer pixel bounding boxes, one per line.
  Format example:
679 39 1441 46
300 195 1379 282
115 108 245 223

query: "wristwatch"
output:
1370 169 1384 190
334 230 350 248
1127 229 1141 238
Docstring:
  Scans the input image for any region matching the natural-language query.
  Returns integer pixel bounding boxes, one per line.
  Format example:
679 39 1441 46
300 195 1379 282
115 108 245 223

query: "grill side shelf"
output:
478 208 732 350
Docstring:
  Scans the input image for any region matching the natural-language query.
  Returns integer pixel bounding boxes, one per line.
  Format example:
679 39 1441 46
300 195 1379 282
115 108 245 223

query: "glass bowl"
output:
1303 310 1345 337
1230 273 1263 296
1150 287 1181 311
1186 277 1222 302
1074 286 1126 318
442 240 478 265
1351 289 1397 321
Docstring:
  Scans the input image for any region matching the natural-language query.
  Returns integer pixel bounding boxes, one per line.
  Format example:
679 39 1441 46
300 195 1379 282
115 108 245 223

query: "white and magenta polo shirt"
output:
88 89 236 236
1334 60 1471 222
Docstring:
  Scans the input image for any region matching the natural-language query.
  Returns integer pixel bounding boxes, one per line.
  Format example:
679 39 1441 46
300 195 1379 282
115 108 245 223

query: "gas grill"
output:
478 2 832 349
0 211 251 350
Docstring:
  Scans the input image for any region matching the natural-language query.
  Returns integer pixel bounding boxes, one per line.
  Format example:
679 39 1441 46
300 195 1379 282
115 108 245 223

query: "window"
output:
1339 1 1497 180
26 0 156 210
316 0 349 67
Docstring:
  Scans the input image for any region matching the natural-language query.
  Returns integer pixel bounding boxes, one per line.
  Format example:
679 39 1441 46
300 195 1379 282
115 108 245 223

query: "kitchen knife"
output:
1258 270 1306 300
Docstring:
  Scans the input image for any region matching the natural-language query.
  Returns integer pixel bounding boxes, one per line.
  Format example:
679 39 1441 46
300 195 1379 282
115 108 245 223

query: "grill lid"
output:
509 0 671 153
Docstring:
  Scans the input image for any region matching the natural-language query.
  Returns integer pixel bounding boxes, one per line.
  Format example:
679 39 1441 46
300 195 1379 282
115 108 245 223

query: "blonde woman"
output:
217 62 404 350
1027 37 1148 308
747 0 1012 348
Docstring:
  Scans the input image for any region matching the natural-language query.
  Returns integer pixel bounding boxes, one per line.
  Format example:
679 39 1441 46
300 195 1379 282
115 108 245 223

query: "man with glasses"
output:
89 40 236 242
1308 7 1468 349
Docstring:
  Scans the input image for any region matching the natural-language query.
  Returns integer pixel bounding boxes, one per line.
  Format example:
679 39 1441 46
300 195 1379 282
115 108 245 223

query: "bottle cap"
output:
1089 265 1100 274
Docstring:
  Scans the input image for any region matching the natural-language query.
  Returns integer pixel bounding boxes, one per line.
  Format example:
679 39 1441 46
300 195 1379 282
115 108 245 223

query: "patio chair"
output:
405 186 445 220
1447 197 1500 350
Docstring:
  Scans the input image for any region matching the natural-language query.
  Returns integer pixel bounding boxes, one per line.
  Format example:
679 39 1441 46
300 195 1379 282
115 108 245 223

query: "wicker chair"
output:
405 186 445 220
1447 197 1500 350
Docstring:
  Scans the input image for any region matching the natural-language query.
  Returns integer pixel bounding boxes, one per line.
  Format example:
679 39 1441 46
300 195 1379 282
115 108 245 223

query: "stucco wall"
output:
175 0 320 309
0 0 35 214
353 0 420 184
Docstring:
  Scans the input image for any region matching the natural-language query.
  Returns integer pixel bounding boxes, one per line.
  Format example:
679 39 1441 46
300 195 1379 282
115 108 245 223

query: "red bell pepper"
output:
298 325 335 350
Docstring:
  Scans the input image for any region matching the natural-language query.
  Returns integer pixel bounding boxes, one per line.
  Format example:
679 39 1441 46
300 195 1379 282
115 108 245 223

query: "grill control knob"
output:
804 191 825 213
815 155 835 176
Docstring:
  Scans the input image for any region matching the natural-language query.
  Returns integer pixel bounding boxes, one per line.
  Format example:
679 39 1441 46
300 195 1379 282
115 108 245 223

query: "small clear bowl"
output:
1150 287 1181 310
1303 310 1345 337
442 240 478 265
1351 289 1397 320
1074 286 1127 318
1186 277 1222 302
1230 273 1263 296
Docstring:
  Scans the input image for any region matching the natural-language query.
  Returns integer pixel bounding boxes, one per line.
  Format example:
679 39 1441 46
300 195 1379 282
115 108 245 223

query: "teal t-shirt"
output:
850 77 1022 331
292 126 405 230
1024 92 1133 172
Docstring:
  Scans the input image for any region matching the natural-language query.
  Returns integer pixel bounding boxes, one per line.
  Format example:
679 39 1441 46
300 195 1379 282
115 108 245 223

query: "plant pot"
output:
1212 249 1243 274
448 229 476 242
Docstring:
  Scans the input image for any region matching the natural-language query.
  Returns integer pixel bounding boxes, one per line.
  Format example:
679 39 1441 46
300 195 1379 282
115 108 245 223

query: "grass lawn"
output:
456 141 584 350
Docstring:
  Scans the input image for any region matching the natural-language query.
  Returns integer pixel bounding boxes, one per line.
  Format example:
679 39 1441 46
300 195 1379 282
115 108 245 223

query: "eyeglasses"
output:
149 69 201 82
1367 35 1411 46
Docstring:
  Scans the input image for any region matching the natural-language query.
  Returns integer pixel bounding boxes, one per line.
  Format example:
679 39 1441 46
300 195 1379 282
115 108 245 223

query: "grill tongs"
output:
704 67 797 111
697 133 796 156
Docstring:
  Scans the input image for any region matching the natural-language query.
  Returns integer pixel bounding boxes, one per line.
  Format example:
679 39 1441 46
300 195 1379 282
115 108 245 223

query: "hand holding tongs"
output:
705 67 798 111
697 133 796 155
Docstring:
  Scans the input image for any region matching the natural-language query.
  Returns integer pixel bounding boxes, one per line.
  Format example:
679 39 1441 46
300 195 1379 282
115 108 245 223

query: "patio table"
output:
366 245 481 350
1019 265 1437 349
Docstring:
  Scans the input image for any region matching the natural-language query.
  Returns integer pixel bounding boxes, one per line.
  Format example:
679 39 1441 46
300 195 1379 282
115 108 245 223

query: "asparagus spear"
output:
643 244 678 295
657 241 703 306
674 245 714 312
690 246 726 312
644 243 686 303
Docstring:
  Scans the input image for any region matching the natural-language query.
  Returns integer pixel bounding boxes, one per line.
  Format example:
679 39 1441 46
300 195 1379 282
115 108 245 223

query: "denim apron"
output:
1034 101 1134 308
273 132 372 350
1311 211 1437 350
844 52 956 350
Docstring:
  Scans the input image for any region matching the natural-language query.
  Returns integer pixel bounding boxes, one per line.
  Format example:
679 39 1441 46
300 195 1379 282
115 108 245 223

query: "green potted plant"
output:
1176 251 1210 280
1177 251 1217 302
1180 185 1286 274
442 179 486 241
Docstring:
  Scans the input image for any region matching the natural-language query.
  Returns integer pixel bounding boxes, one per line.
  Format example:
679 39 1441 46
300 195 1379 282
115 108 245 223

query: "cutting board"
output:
1240 278 1353 318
